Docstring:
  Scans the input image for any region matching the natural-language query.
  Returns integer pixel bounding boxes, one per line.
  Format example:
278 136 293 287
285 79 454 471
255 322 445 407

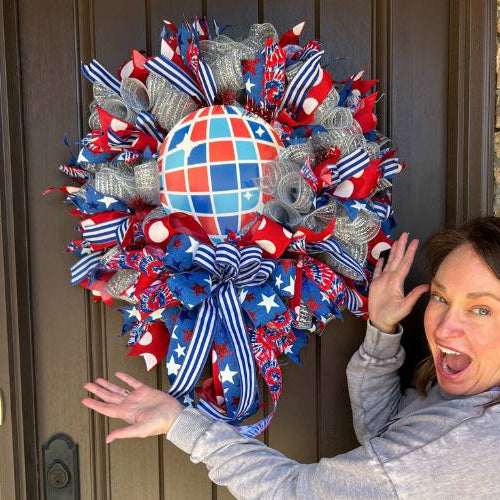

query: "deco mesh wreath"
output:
48 18 404 436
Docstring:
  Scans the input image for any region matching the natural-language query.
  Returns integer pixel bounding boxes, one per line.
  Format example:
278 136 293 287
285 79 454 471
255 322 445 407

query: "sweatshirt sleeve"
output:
167 407 397 500
346 320 405 444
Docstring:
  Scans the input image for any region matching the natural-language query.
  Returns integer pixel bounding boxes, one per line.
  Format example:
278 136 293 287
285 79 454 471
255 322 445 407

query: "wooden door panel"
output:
16 0 95 497
262 0 320 465
3 1 494 498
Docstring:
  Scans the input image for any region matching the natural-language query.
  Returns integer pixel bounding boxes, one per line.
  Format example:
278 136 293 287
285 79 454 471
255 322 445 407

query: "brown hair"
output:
414 216 500 407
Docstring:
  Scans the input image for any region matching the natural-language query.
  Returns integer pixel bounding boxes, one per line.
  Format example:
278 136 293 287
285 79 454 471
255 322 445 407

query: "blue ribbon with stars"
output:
166 241 278 421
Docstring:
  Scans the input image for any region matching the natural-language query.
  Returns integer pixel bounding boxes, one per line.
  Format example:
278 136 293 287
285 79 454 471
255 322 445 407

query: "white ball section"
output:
148 220 170 243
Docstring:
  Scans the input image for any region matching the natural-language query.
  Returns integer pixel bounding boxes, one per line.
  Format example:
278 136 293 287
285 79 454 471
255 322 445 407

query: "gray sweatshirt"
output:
167 321 500 499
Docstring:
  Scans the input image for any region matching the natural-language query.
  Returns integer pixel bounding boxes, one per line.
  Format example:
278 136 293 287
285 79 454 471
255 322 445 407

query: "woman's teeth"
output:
437 345 462 355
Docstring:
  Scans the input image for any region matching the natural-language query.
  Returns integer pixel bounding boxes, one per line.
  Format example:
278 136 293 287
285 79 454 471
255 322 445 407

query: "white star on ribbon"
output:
174 344 186 358
80 246 93 255
166 355 181 376
219 364 238 384
186 236 199 254
351 200 367 211
284 344 294 354
320 291 330 302
127 306 142 320
282 276 295 295
98 196 117 208
245 77 255 93
275 274 283 289
255 126 265 137
148 308 165 321
258 292 279 314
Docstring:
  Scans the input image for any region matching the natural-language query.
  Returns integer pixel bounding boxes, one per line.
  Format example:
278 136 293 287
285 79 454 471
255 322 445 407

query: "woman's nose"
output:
434 309 464 339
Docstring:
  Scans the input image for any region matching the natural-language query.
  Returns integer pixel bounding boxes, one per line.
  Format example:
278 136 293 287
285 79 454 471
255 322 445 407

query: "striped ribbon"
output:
145 55 206 103
70 251 103 285
197 59 217 105
370 200 393 221
380 156 401 179
135 112 165 143
335 147 371 183
82 60 121 96
298 46 319 62
168 243 275 420
279 50 324 114
307 237 367 282
107 129 136 148
82 216 128 246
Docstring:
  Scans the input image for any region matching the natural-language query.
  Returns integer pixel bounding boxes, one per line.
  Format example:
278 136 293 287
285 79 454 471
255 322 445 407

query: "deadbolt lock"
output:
47 461 71 489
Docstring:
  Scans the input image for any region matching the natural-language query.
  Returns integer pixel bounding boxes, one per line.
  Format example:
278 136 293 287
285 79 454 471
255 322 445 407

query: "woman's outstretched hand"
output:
81 372 183 444
368 232 429 334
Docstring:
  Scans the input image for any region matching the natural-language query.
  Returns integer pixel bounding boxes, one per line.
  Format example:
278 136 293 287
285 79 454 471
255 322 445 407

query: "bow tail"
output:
168 298 217 399
218 282 259 419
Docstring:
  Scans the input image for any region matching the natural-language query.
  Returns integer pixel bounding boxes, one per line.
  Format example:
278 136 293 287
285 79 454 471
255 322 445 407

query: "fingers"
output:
105 421 149 444
114 372 143 390
372 256 385 280
386 232 409 271
397 238 419 279
95 377 129 396
385 232 407 268
81 397 121 419
402 284 430 313
84 382 124 404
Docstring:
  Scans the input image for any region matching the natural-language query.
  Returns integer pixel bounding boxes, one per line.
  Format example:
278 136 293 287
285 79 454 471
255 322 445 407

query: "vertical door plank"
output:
318 0 374 459
262 0 319 464
17 0 94 497
320 0 373 80
207 0 258 35
94 0 147 68
319 317 366 457
263 0 315 43
92 2 160 498
0 130 17 499
389 0 449 241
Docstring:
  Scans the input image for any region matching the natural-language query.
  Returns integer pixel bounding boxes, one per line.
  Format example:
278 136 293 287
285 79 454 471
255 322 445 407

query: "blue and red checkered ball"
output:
158 105 282 242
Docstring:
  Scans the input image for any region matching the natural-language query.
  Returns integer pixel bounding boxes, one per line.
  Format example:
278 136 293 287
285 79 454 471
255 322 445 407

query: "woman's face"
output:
424 243 500 395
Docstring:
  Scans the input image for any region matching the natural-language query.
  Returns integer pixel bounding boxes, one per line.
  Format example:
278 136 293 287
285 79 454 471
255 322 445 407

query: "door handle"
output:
0 388 4 426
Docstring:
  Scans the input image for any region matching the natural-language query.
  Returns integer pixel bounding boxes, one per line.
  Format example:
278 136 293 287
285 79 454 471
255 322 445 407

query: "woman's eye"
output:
431 292 446 303
472 306 491 316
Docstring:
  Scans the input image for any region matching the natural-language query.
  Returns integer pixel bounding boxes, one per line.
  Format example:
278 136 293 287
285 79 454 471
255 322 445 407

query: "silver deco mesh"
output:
105 270 141 302
200 23 278 95
120 77 151 112
147 73 198 131
134 159 160 205
312 129 367 158
92 163 137 203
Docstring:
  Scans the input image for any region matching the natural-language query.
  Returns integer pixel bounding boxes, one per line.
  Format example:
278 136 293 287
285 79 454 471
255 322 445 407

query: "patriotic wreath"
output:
48 18 404 436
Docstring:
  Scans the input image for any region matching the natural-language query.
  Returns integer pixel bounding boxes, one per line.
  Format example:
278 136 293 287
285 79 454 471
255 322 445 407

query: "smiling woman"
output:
82 217 500 498
415 217 500 405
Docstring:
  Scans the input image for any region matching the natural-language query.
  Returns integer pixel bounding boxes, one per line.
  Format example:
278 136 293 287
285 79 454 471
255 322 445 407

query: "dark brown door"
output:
0 1 495 499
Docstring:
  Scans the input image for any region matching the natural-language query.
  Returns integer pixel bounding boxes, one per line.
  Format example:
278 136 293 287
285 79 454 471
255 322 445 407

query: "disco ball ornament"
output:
158 104 282 242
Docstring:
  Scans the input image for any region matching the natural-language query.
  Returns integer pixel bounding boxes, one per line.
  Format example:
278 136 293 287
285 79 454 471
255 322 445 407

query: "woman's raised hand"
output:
81 372 183 443
368 232 429 334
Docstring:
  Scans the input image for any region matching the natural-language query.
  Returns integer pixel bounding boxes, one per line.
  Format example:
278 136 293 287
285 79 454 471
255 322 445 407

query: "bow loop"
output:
214 243 241 282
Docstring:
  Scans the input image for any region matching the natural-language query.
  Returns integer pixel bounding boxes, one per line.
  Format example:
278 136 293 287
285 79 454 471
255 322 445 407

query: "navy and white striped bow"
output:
167 243 276 421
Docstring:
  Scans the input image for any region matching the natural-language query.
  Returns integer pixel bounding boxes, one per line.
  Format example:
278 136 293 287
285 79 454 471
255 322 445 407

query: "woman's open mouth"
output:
437 345 472 378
